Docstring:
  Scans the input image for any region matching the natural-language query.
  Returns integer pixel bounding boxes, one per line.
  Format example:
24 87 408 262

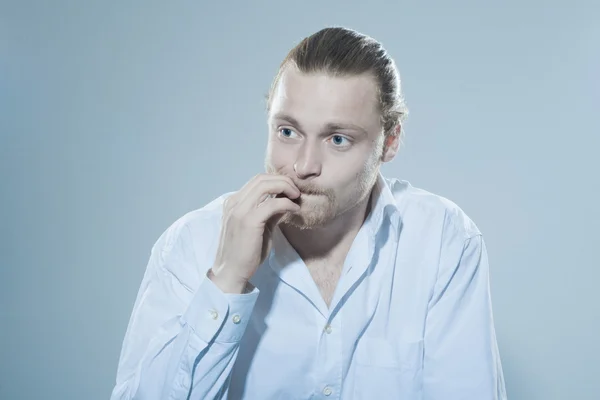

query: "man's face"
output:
265 65 389 229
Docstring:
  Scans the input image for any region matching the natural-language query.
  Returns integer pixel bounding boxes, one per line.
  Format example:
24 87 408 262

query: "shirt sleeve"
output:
423 232 507 400
110 220 259 400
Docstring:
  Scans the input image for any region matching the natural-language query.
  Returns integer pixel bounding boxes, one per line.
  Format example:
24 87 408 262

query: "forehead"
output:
269 66 381 130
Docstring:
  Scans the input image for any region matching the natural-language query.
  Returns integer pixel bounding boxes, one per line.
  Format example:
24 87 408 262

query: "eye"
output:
279 128 298 138
330 134 350 146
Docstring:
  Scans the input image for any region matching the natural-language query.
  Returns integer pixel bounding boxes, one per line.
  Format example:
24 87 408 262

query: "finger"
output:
229 174 291 210
249 178 300 208
254 197 300 224
243 173 299 200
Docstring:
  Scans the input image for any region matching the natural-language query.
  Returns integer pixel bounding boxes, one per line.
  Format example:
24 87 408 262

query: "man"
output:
111 27 507 399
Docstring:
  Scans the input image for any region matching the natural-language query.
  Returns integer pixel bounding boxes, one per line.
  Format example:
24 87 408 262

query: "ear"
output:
381 125 401 162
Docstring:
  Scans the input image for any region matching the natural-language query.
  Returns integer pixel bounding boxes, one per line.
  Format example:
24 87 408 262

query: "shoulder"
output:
143 191 235 292
383 176 482 240
151 191 235 256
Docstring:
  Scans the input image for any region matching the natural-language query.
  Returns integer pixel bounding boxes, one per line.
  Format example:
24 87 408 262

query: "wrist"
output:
208 267 251 294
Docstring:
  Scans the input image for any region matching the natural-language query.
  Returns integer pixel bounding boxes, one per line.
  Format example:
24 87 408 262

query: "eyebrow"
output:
271 112 368 137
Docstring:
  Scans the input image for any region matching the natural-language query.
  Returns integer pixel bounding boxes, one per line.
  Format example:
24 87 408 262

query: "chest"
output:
305 260 343 307
232 249 430 400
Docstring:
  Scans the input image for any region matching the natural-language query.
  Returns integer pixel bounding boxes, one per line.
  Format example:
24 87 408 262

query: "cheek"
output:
266 140 295 168
328 163 365 194
336 153 379 193
339 149 379 179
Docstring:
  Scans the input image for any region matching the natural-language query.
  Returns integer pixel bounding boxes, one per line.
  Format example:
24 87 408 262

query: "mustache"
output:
294 182 327 195
265 165 331 195
266 171 327 195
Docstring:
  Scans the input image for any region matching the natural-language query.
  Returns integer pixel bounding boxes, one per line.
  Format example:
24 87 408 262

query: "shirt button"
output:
323 386 332 396
209 310 218 320
324 325 333 334
232 314 241 324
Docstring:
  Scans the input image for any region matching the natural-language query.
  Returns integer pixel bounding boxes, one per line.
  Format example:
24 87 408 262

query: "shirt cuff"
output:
181 271 260 344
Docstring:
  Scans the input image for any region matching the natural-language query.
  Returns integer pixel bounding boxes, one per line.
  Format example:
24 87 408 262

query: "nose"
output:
293 142 322 180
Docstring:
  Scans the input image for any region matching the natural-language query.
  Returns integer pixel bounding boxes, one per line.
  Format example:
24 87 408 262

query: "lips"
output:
275 192 319 205
275 193 301 204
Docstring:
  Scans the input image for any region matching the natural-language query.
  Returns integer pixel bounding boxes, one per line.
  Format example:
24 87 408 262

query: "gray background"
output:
1 1 598 399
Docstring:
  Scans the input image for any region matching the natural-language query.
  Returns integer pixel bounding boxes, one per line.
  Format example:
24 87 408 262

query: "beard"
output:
263 145 382 230
264 164 338 230
278 191 337 230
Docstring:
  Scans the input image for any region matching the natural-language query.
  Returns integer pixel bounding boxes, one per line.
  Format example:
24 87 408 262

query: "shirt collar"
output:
269 171 400 266
365 171 401 237
265 172 401 316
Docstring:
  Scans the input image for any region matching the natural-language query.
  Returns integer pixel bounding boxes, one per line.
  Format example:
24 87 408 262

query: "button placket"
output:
317 316 340 399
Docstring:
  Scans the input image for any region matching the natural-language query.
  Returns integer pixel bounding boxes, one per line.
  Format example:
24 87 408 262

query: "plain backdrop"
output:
1 1 598 399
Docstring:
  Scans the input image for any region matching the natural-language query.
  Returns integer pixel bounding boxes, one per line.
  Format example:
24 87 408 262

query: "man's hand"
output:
209 174 300 294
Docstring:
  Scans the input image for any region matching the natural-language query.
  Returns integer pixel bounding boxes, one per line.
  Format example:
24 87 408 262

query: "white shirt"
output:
110 174 507 400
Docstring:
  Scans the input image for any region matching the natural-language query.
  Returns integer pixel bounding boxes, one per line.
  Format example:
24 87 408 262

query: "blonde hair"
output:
266 26 408 139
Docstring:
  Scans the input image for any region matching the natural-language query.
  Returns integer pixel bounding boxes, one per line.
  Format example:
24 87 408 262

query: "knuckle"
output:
256 179 272 193
223 195 237 212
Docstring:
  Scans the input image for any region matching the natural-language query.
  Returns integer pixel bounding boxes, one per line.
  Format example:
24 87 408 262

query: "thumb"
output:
265 213 285 237
261 214 284 264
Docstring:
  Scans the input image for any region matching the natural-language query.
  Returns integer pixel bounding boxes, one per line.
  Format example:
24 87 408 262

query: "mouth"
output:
276 192 321 206
275 193 301 205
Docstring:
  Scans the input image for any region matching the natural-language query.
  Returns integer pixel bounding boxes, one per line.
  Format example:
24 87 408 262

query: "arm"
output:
423 232 507 400
110 221 259 400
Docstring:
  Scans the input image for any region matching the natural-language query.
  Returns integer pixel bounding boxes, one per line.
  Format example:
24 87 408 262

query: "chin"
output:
282 215 324 230
279 194 338 229
280 208 335 230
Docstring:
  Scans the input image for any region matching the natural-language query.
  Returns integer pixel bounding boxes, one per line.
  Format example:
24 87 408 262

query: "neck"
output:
280 189 375 263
